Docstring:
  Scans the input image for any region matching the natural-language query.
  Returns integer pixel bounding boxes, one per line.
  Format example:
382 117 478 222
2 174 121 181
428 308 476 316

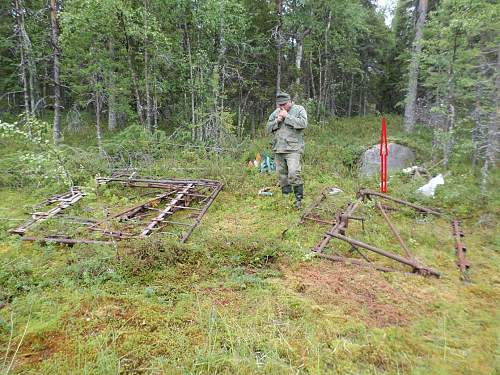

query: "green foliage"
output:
0 116 70 188
339 144 366 170
66 247 122 287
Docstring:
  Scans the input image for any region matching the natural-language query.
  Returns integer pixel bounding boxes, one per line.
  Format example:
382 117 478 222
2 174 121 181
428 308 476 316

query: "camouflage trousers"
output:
274 152 303 188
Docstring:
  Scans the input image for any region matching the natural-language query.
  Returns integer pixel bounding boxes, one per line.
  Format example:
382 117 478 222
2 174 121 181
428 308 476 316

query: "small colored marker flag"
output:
379 116 388 193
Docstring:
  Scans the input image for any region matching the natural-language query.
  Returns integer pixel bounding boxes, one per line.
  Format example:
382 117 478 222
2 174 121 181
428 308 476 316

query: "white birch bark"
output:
50 0 62 145
403 0 428 132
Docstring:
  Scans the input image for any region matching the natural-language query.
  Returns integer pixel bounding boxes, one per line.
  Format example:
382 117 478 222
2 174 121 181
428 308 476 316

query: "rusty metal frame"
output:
451 219 470 281
10 175 223 245
9 187 85 235
306 190 441 277
357 189 442 216
298 187 333 225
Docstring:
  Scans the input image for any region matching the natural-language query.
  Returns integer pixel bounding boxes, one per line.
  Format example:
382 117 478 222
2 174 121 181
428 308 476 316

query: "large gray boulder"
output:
359 143 416 177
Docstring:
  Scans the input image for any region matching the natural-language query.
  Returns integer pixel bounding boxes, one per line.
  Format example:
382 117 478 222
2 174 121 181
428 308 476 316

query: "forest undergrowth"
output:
0 116 498 374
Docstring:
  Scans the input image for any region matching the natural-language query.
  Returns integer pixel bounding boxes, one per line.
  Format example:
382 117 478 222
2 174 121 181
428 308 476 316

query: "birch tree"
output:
403 0 428 132
49 0 62 145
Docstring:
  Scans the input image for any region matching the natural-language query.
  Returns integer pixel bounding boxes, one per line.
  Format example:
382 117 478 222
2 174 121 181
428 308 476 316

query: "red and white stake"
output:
379 116 388 193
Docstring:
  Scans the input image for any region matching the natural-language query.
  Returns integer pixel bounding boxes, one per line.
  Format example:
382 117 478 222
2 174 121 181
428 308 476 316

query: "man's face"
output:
278 100 292 111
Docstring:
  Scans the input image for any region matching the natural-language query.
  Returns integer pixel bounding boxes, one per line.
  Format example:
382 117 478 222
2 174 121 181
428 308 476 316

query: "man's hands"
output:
277 109 288 122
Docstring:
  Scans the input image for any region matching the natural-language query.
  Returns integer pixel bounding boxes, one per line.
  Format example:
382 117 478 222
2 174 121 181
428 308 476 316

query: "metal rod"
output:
95 191 175 224
299 187 328 224
351 245 371 263
451 220 470 276
87 227 133 238
330 232 440 277
169 205 202 211
96 176 221 187
158 220 192 226
21 236 112 245
313 197 363 253
358 189 441 216
180 182 224 243
376 201 414 260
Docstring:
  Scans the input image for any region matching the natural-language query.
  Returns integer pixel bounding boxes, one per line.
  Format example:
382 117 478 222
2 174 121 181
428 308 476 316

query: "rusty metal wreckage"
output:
10 171 224 245
9 174 470 281
301 188 470 280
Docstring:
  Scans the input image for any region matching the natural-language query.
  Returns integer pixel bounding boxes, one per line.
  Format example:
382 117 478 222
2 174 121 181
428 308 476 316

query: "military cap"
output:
276 92 291 104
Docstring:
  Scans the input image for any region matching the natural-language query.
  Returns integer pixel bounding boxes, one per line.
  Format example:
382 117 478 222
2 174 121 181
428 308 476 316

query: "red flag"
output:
380 117 388 193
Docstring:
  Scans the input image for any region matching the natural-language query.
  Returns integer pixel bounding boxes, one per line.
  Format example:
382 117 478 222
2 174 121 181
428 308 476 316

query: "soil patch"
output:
15 331 68 367
283 261 432 327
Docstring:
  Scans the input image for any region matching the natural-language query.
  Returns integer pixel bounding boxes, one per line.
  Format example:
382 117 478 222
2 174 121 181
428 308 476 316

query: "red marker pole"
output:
379 117 388 193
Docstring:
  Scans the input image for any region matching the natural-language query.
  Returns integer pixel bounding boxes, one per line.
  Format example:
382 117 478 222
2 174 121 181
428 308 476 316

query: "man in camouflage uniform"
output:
267 92 308 208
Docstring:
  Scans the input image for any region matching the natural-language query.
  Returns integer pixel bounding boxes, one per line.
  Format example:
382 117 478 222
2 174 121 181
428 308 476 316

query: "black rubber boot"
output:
293 185 303 209
281 185 292 195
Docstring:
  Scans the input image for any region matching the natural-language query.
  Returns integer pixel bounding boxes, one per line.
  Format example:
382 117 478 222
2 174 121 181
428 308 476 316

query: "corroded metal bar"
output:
87 227 134 238
21 236 112 245
313 197 363 253
299 187 328 224
330 232 440 277
376 201 414 260
358 189 441 216
451 220 470 275
96 176 220 187
180 182 224 243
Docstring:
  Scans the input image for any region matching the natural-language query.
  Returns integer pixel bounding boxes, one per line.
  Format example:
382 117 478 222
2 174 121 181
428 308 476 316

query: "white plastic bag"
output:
417 174 444 197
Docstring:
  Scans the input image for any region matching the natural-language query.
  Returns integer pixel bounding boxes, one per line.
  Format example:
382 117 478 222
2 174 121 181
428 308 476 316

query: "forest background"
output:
0 0 497 189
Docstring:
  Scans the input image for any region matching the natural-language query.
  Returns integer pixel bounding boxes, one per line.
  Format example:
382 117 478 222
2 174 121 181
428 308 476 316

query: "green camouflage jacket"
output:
267 104 308 154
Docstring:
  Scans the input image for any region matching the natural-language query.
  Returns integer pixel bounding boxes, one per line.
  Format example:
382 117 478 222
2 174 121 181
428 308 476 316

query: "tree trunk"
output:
13 0 30 117
309 51 316 100
403 0 428 132
348 72 354 117
471 94 483 168
275 0 282 93
143 1 152 132
185 24 196 141
119 11 144 125
49 0 62 145
480 44 500 192
28 54 36 115
443 33 458 167
358 81 363 115
107 39 117 131
295 39 303 86
107 87 117 131
153 74 158 132
363 88 367 116
322 10 332 114
217 2 227 143
317 46 322 120
18 0 37 116
95 88 104 156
